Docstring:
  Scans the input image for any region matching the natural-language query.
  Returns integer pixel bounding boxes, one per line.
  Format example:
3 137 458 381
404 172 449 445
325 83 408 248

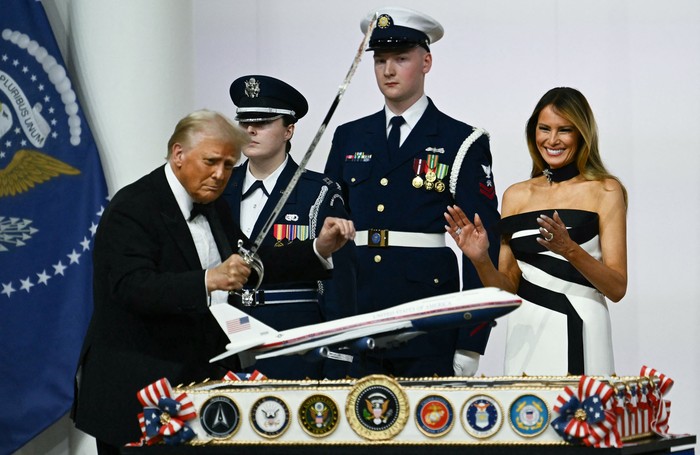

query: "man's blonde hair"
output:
166 109 250 158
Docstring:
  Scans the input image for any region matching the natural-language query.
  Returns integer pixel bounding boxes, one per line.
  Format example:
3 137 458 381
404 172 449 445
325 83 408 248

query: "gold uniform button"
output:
351 177 356 183
377 204 385 212
380 177 389 186
374 255 382 263
434 278 440 284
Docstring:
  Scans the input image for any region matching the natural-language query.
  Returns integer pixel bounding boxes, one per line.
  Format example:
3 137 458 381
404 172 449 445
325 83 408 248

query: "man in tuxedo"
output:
72 109 354 452
324 7 500 378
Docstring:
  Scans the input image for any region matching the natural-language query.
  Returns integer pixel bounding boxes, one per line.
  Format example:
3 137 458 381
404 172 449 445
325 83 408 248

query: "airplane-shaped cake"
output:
210 287 521 367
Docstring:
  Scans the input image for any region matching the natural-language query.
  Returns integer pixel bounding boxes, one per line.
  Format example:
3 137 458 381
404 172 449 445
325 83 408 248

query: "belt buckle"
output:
368 228 388 248
240 289 264 306
240 290 255 306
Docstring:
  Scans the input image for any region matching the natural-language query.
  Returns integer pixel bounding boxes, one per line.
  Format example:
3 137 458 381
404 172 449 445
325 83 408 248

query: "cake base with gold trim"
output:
140 368 674 448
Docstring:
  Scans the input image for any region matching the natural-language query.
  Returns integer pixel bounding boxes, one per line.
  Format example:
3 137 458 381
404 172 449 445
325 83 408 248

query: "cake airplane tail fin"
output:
209 303 278 363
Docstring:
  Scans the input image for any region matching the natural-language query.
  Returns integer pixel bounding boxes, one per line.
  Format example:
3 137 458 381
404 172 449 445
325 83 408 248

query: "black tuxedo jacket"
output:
71 165 329 445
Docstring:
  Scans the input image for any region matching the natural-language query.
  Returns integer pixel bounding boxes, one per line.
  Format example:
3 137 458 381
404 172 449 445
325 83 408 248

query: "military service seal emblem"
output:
415 395 454 437
250 395 291 439
200 395 241 439
461 394 503 439
509 394 550 438
298 394 340 438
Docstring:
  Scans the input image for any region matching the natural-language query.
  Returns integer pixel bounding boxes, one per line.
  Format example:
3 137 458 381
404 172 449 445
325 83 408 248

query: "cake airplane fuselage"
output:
209 287 521 367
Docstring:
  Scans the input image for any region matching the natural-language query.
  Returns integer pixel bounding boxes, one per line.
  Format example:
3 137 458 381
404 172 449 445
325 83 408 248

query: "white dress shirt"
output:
239 156 287 238
164 163 228 305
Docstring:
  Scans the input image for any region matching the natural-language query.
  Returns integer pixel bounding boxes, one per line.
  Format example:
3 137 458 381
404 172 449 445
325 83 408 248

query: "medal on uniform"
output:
412 158 424 188
286 224 298 242
273 224 286 247
425 154 438 183
297 225 309 241
435 163 449 193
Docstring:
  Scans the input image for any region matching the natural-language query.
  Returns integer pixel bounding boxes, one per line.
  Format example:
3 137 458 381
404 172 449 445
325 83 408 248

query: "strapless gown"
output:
498 209 614 376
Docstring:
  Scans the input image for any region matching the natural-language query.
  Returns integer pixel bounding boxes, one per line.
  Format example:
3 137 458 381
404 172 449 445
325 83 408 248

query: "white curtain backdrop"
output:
19 1 699 453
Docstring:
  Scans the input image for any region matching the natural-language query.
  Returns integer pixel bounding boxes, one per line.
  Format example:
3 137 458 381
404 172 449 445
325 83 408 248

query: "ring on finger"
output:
455 227 462 236
543 229 554 242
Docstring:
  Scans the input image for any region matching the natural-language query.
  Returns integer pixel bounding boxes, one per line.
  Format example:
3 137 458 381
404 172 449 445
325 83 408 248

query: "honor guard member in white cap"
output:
224 75 357 380
324 7 500 378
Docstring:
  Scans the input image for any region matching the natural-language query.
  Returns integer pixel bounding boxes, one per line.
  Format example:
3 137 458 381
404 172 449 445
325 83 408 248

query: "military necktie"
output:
387 115 405 159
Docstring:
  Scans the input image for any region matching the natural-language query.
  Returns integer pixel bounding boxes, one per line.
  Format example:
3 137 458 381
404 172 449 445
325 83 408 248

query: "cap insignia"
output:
244 77 260 98
376 14 393 29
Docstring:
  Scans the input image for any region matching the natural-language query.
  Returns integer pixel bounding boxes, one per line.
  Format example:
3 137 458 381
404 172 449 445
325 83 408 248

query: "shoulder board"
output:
300 170 336 187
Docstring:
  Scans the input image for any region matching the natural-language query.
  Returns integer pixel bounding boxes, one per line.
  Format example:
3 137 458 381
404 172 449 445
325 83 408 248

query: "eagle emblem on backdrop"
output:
0 3 108 452
0 26 107 297
0 50 82 199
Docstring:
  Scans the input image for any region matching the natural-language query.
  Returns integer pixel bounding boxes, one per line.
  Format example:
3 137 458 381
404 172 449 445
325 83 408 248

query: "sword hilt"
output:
234 239 264 305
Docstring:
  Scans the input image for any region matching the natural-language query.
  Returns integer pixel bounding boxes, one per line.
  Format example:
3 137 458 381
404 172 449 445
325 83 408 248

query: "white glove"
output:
453 349 480 376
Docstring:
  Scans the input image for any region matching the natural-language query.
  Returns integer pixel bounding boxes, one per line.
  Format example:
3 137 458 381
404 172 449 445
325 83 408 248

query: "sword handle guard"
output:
236 240 264 293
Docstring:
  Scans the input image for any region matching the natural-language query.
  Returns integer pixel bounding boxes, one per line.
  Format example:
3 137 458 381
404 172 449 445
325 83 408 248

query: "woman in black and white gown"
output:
445 87 628 376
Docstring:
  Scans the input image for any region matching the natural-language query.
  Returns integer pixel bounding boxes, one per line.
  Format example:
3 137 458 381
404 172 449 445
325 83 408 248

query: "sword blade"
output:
246 14 378 256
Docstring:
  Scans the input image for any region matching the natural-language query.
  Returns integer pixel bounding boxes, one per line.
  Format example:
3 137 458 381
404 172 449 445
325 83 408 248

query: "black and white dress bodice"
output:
499 209 614 376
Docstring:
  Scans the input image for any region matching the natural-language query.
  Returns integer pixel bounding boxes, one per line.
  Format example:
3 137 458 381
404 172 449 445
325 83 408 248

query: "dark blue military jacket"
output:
325 98 500 357
223 158 356 378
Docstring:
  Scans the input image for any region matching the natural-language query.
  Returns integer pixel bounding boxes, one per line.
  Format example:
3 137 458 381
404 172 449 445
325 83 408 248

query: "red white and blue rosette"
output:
126 378 197 446
640 365 674 436
223 369 268 381
552 376 621 448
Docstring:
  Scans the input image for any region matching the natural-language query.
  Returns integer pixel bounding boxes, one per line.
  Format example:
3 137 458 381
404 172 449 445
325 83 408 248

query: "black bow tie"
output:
188 202 213 221
241 180 270 200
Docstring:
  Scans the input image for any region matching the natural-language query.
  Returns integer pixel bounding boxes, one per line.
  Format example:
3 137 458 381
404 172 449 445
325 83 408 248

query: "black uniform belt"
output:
233 288 319 307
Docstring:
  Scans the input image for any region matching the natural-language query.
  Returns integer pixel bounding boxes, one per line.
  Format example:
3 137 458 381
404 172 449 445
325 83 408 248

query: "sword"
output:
236 14 378 302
